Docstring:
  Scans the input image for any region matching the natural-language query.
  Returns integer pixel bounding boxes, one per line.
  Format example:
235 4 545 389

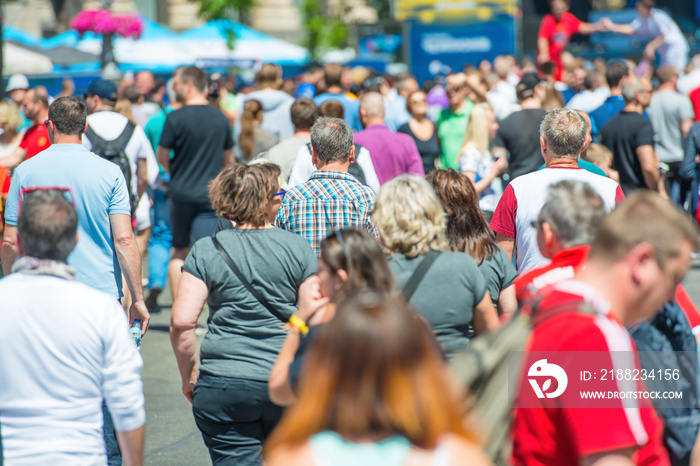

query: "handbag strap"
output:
402 250 441 301
212 235 289 325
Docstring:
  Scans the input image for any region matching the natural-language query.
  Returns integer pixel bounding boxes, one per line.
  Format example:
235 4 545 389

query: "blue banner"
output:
409 18 515 84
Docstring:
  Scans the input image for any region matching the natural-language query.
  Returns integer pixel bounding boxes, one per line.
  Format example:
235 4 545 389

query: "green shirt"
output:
436 98 474 170
144 106 175 175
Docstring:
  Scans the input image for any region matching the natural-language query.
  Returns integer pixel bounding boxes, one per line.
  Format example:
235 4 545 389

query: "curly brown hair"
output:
208 163 281 227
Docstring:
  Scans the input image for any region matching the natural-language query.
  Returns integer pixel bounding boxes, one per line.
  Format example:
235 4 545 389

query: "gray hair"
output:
538 180 606 249
310 116 354 165
18 190 78 262
539 108 587 159
621 76 644 104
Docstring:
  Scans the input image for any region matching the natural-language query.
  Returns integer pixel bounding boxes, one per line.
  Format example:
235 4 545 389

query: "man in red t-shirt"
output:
512 191 698 466
538 0 602 81
0 88 50 169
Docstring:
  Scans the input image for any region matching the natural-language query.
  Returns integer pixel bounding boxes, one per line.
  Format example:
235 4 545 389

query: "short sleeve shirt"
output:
647 90 694 164
4 144 131 297
436 99 475 170
183 228 317 381
478 246 518 306
388 251 487 356
512 281 669 466
600 111 655 193
19 123 50 159
159 105 234 202
538 12 582 80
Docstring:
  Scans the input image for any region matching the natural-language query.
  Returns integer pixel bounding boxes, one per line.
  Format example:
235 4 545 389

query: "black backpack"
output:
85 121 137 213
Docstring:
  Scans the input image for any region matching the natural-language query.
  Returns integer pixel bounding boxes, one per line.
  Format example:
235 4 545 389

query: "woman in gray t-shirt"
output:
373 175 500 357
170 163 317 465
427 169 518 320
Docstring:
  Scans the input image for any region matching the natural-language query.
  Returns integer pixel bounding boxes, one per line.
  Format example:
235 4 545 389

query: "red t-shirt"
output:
19 123 51 159
690 87 700 122
538 12 582 81
512 281 670 466
515 245 589 304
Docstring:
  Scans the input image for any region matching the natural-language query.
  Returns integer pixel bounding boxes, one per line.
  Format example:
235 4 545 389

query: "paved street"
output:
140 259 700 465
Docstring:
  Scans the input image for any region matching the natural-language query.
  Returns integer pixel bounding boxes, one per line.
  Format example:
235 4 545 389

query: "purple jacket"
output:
353 124 425 185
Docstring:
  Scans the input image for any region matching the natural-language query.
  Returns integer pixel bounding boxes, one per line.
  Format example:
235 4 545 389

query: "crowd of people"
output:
2 5 700 463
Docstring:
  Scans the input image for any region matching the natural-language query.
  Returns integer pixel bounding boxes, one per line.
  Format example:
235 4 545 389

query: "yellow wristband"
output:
288 315 309 335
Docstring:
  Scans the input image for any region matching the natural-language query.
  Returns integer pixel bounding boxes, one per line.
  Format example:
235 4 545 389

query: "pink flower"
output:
70 10 143 39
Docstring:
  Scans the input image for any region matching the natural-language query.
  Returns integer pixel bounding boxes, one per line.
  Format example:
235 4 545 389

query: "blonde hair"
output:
582 143 613 165
0 100 23 135
461 102 493 156
114 99 137 125
372 175 448 258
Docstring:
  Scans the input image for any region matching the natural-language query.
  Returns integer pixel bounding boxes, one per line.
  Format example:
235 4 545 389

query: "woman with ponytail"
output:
235 99 279 162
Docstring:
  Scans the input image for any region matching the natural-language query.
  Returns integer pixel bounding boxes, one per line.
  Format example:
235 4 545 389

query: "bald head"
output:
360 92 385 119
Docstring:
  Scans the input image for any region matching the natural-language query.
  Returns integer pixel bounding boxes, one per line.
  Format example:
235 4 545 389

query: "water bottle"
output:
130 319 142 351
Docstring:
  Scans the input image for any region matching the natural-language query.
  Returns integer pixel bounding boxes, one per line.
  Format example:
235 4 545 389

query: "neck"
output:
316 161 349 173
610 86 622 97
34 110 49 126
545 156 578 168
293 130 311 138
658 83 675 92
185 93 209 105
519 97 541 110
575 260 629 325
624 102 644 114
365 117 385 127
93 102 114 113
53 133 83 144
237 223 273 230
170 102 184 110
449 99 465 113
413 114 428 123
326 85 342 94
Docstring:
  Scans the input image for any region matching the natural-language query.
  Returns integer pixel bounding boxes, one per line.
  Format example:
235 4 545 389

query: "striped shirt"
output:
275 170 379 256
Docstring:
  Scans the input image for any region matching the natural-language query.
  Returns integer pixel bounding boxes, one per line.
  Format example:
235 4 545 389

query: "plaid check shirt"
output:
275 170 379 256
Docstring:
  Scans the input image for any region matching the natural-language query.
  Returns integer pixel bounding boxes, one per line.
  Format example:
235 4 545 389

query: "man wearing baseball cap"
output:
6 74 31 131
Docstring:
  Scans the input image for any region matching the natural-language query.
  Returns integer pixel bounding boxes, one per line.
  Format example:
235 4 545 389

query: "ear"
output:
348 144 356 165
336 268 348 283
540 135 548 156
629 242 656 287
540 221 561 259
311 145 319 167
581 132 592 154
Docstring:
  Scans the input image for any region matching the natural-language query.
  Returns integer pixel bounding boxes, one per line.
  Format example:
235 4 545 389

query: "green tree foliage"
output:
302 0 348 58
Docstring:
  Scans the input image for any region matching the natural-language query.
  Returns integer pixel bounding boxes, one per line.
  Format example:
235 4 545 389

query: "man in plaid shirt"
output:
276 116 379 256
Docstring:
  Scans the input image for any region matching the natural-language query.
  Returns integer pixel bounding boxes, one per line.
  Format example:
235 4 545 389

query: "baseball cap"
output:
6 74 29 92
516 72 545 101
86 79 118 101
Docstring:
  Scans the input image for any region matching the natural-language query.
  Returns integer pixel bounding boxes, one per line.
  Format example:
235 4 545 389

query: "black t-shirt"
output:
160 105 234 202
600 111 654 194
397 121 440 174
493 108 547 182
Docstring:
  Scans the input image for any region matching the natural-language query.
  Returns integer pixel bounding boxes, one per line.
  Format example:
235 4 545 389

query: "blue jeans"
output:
103 401 121 466
192 374 283 465
147 188 172 290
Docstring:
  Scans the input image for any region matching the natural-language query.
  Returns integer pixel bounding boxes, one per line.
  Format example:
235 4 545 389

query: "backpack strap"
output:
212 235 289 325
402 250 441 301
84 124 106 149
113 121 136 149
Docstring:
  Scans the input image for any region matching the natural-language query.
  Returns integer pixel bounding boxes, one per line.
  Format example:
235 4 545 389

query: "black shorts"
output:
167 198 218 249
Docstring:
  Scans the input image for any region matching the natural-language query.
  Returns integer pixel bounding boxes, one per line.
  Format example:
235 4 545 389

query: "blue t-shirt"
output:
590 96 626 141
537 158 607 177
5 144 131 297
314 93 362 132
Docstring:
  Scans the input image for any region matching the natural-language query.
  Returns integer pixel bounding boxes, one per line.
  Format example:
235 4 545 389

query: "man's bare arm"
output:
0 147 27 169
636 145 660 191
223 148 234 168
135 158 147 200
116 425 145 466
110 213 149 333
496 233 515 261
1 225 19 275
157 146 170 174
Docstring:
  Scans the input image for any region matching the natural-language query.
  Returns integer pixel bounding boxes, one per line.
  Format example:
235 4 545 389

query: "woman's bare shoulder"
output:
404 435 493 466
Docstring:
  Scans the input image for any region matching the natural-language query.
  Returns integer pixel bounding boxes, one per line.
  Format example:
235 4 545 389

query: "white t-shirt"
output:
631 8 689 70
82 111 158 196
0 274 145 464
459 146 503 212
288 144 381 193
490 167 624 272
